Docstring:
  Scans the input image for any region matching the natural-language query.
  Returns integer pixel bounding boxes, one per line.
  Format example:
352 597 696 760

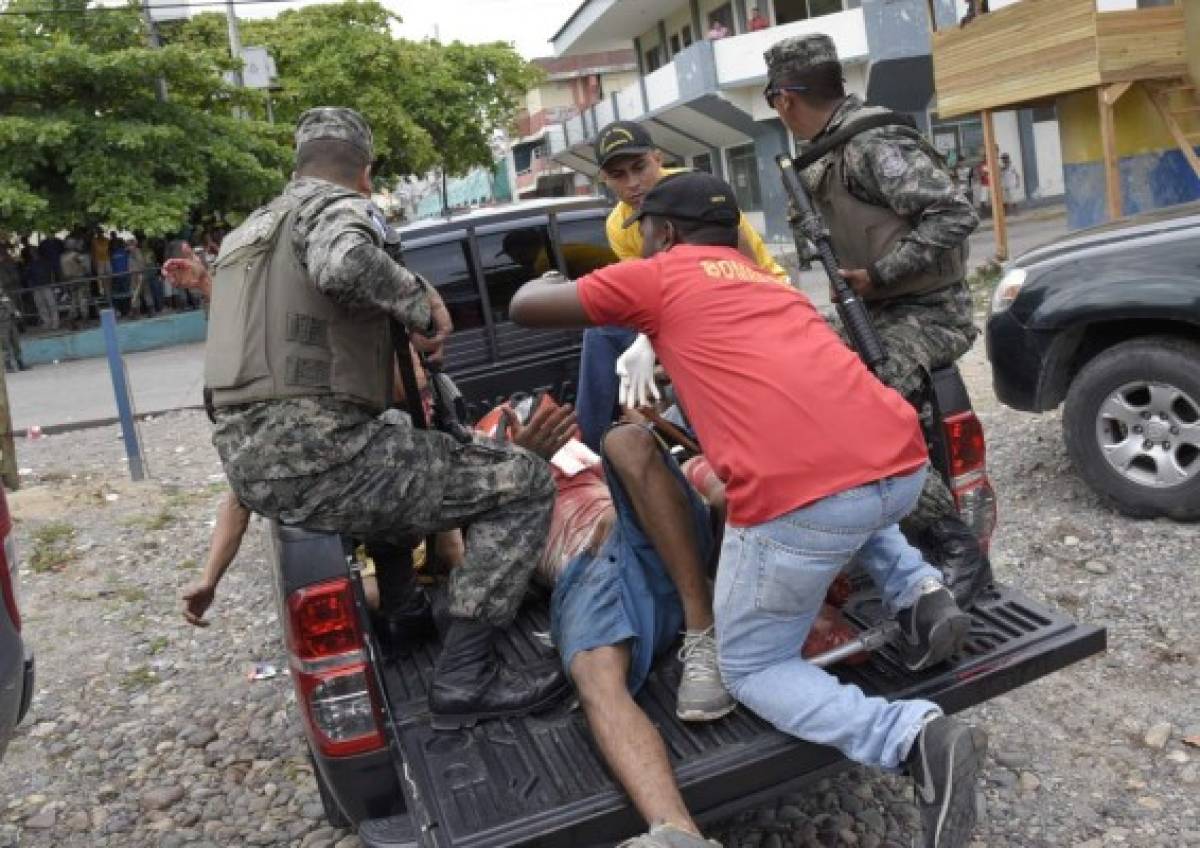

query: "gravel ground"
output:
2 338 1198 848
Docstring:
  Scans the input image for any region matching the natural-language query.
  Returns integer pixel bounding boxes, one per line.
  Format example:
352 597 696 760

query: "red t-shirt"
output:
576 244 927 526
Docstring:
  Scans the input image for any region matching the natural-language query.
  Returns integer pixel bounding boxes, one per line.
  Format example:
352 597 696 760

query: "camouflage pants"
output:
233 416 556 626
829 283 979 532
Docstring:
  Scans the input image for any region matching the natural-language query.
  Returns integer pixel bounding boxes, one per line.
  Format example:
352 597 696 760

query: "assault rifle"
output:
775 154 887 374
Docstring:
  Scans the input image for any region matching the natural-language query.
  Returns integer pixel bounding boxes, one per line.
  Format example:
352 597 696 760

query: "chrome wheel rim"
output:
1095 380 1200 489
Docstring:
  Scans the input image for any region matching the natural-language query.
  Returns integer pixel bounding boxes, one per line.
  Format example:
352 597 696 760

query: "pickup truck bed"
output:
359 582 1105 848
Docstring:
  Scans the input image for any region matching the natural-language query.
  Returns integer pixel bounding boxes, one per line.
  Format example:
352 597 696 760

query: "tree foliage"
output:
0 0 290 234
175 2 543 179
0 0 542 234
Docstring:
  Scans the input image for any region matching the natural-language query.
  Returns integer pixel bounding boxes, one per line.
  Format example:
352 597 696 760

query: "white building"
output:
544 0 1065 243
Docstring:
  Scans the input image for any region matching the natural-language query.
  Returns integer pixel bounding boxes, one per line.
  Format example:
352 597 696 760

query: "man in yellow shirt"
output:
594 120 789 282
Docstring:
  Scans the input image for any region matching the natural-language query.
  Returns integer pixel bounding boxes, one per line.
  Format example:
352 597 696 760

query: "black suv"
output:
986 201 1200 520
268 199 1104 847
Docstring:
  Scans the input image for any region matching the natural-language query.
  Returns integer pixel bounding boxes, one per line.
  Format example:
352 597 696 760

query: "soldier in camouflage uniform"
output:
764 35 991 608
171 108 567 729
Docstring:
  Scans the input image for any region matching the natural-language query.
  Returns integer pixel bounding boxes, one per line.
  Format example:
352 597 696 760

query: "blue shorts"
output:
550 436 713 694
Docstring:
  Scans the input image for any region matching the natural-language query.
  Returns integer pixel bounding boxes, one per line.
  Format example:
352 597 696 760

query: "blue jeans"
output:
575 326 637 452
714 466 942 770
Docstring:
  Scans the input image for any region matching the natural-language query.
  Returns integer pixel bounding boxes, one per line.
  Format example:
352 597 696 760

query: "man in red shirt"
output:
510 172 988 848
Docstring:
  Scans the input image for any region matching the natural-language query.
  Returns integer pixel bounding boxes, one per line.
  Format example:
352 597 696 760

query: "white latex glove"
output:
615 333 661 409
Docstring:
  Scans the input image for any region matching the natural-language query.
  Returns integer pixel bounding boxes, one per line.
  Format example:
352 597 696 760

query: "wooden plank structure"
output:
923 0 1197 255
928 0 1187 119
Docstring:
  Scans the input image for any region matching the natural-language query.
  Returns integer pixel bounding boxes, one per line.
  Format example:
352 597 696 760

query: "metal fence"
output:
8 264 204 333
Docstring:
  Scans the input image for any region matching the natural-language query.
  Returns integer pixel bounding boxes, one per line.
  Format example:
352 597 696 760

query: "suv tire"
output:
1063 336 1200 520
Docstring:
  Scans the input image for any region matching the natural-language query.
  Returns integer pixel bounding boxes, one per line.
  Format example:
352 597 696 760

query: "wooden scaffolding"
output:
924 0 1197 257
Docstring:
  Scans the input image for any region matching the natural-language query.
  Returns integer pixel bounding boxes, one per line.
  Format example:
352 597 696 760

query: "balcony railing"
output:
713 7 868 86
545 6 868 156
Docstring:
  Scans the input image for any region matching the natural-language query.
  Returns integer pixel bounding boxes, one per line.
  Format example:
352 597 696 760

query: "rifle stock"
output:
775 154 887 374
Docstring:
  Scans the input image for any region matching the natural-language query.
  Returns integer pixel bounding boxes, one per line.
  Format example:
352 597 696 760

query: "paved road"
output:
7 211 1071 431
6 342 205 433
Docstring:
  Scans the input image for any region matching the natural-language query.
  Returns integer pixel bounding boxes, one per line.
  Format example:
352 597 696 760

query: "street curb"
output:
976 206 1067 232
17 404 206 438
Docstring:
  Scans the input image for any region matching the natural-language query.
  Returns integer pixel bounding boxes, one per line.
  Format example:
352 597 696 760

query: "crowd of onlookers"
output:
0 226 227 366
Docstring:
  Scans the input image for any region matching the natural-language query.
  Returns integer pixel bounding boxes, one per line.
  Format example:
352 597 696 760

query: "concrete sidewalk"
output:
7 342 204 433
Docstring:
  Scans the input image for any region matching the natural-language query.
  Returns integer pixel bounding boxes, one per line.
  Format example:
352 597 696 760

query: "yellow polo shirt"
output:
604 168 790 283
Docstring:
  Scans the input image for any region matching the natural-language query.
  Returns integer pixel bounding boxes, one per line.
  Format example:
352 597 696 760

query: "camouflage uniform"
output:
211 109 555 626
766 38 979 531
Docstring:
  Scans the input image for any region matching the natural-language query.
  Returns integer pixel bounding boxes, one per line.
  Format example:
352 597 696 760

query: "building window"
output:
645 44 664 73
708 3 735 34
692 152 714 174
726 144 762 212
775 0 851 24
1031 105 1057 123
681 24 693 47
670 33 682 55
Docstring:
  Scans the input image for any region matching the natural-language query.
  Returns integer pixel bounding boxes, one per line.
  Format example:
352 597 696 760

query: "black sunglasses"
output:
763 83 809 108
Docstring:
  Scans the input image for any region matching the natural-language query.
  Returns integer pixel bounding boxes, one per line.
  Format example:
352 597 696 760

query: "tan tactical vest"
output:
204 196 392 412
810 109 966 303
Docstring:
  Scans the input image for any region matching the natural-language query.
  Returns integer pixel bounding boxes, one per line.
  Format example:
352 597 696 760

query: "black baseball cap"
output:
622 172 741 230
594 121 655 169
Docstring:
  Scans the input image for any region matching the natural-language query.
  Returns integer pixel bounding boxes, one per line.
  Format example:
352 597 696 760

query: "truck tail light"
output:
0 489 19 633
943 412 998 555
286 578 386 757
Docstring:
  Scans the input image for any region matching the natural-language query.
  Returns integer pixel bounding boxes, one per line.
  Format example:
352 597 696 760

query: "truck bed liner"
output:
375 585 1105 848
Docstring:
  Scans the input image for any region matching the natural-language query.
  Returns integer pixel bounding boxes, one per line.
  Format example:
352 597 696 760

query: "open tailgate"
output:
364 584 1105 848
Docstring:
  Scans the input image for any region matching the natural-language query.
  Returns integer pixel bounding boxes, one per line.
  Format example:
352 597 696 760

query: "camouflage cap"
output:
763 34 839 81
294 107 374 158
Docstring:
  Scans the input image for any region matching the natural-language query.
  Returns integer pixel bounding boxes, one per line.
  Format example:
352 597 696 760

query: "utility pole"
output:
226 0 245 89
140 0 169 103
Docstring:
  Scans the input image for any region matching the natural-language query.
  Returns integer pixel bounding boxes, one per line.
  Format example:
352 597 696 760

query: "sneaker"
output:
907 714 988 848
897 579 972 672
675 627 735 722
617 823 722 847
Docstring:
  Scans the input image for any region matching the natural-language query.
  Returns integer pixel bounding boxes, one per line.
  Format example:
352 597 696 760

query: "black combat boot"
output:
915 516 994 611
370 541 436 657
429 617 569 730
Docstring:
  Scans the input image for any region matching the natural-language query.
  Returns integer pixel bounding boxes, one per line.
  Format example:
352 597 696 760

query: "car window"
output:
555 216 620 277
475 224 554 322
402 238 486 331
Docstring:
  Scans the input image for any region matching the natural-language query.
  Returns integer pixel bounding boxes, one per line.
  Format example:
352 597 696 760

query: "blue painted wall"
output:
22 310 207 366
1063 147 1200 229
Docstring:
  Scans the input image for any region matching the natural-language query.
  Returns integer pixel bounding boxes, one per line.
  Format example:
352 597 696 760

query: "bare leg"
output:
571 646 700 834
602 425 713 631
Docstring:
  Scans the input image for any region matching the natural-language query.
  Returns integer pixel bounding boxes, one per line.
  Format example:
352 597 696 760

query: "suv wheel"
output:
1063 337 1200 520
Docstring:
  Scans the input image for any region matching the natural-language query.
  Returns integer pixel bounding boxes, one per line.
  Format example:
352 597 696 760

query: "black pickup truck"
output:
268 199 1106 847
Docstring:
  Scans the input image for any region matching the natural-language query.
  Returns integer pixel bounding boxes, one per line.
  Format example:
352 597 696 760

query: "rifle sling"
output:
792 111 917 171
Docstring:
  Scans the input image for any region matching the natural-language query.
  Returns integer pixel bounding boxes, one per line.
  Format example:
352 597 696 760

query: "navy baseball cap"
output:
622 172 741 229
594 121 655 169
